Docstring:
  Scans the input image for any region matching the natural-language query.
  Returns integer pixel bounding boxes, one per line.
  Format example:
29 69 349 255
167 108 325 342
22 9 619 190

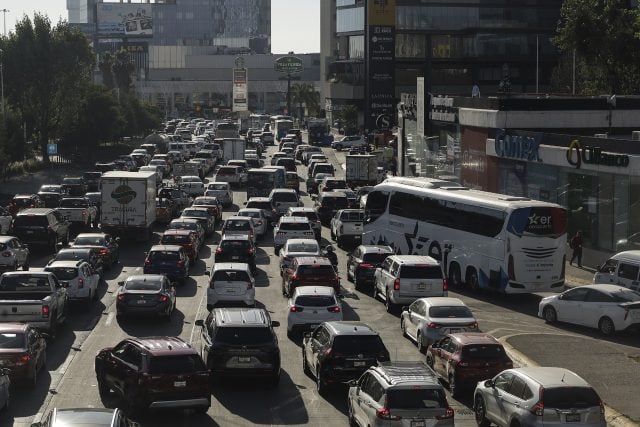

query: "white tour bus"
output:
363 177 567 294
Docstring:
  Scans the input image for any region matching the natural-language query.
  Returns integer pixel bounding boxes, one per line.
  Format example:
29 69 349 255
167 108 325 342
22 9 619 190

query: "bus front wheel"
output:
466 268 479 292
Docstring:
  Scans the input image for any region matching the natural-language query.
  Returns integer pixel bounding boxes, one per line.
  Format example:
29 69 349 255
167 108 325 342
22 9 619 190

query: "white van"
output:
169 142 190 160
593 250 640 291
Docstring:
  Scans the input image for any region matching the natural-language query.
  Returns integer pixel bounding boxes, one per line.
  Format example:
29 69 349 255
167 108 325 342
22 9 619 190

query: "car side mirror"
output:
194 319 204 327
271 321 280 328
117 281 124 286
484 379 495 388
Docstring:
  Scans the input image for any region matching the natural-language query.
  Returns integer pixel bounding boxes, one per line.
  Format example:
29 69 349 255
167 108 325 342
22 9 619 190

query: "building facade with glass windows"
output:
320 0 562 127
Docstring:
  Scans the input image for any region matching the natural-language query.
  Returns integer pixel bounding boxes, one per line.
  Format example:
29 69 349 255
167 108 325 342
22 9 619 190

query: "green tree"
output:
99 52 115 89
553 0 640 94
2 14 93 163
340 105 359 132
291 83 320 119
112 49 135 94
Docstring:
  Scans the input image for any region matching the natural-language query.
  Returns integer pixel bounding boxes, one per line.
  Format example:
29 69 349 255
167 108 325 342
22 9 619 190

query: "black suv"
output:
82 172 103 192
214 234 257 275
60 177 87 197
95 336 211 414
11 208 71 251
315 192 349 225
195 308 281 385
302 321 390 393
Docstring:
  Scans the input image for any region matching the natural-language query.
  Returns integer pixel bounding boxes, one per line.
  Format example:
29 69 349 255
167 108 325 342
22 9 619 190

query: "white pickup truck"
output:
57 197 98 229
330 209 365 248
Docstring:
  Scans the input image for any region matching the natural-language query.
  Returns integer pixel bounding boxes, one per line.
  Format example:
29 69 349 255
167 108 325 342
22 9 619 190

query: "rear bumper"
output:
117 302 171 316
148 397 210 410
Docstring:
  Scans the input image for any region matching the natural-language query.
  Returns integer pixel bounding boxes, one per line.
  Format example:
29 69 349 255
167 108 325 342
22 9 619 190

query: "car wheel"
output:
401 318 408 338
353 273 361 291
372 282 378 299
448 263 461 288
474 395 491 427
466 269 480 292
336 236 343 248
281 279 287 297
330 228 335 240
417 332 427 353
348 401 359 427
543 306 557 324
599 316 615 336
426 353 434 369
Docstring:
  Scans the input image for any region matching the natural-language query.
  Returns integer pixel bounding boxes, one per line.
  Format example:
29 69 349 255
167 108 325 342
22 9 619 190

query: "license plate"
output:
566 414 581 422
411 421 426 427
26 230 34 234
353 361 366 367
448 328 462 333
231 256 239 260
417 283 427 290
137 300 147 304
173 381 186 387
238 356 251 363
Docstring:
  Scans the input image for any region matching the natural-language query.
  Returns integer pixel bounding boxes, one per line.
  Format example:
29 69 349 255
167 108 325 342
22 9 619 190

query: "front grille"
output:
522 247 557 259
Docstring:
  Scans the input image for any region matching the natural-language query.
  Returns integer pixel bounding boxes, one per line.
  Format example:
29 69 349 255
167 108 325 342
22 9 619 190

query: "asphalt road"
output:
3 137 639 427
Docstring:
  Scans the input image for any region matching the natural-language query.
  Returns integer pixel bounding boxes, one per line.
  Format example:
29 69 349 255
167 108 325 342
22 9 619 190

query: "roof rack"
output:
375 361 438 385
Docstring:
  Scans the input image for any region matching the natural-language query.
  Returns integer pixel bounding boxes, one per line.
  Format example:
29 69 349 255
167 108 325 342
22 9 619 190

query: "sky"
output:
0 0 320 54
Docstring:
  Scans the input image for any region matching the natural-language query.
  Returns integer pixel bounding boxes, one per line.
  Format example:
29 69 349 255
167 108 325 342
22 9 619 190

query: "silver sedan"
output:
278 238 321 276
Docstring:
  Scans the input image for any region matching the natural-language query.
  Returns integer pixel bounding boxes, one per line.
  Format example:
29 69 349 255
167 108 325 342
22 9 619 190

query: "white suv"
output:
374 255 447 313
269 189 301 219
206 263 255 310
287 286 342 336
331 135 365 151
273 217 315 253
44 260 100 304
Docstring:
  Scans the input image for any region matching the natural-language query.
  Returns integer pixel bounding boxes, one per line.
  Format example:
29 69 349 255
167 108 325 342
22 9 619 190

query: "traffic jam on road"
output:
0 116 636 427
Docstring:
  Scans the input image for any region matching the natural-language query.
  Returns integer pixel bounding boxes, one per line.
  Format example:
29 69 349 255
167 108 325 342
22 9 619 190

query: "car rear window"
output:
400 265 442 279
125 280 162 291
149 251 179 261
0 275 52 292
544 387 600 409
212 270 251 282
321 196 348 208
161 234 190 244
287 243 318 253
297 265 335 277
148 354 206 374
273 192 298 202
362 253 391 264
54 251 92 263
387 388 447 410
280 222 311 231
183 210 208 218
214 327 273 345
332 335 385 354
224 220 251 230
428 306 473 318
294 295 335 307
220 240 251 251
13 215 48 227
208 183 228 190
217 167 237 175
0 333 25 349
73 236 105 246
326 180 347 189
341 211 364 221
44 267 78 280
169 222 197 231
461 344 506 359
247 201 272 210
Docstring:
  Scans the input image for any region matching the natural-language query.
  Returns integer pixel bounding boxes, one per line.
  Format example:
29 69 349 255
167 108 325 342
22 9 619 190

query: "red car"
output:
95 336 211 414
0 323 47 387
160 230 199 262
426 333 513 397
281 256 340 297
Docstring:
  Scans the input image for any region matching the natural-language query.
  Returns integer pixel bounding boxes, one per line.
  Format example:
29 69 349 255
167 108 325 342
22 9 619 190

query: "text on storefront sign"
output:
494 131 542 162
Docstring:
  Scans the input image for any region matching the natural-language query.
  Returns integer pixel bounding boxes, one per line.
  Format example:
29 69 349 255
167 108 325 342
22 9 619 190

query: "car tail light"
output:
530 387 544 416
159 295 168 302
117 294 126 301
359 263 373 269
78 277 84 288
247 248 254 254
443 278 448 291
376 399 401 421
469 322 478 329
16 354 30 365
427 322 441 329
393 278 400 290
177 260 185 267
283 256 290 261
42 305 50 317
215 247 223 254
436 407 454 420
144 259 151 265
290 274 298 282
1 252 10 257
327 306 341 313
508 255 515 281
99 249 109 255
256 221 263 226
290 306 303 312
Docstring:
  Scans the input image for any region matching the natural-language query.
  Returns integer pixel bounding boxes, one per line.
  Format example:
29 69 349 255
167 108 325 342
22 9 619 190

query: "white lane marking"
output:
189 287 208 345
105 311 115 326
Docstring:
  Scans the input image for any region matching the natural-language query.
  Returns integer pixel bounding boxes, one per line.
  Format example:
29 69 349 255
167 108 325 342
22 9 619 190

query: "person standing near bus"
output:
569 230 583 268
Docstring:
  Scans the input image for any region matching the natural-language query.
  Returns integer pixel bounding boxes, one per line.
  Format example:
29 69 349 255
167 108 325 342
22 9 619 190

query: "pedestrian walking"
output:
569 230 583 267
389 157 397 176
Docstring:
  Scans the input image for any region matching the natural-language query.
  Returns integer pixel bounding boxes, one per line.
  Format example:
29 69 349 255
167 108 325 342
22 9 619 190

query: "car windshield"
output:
429 306 473 318
44 267 78 280
149 251 179 261
387 388 447 410
13 216 48 227
287 243 318 253
125 280 162 291
0 333 25 349
214 327 273 344
161 234 190 244
297 265 335 277
400 266 443 279
294 295 335 307
73 236 105 246
39 185 60 193
169 222 197 231
321 196 348 208
544 387 600 409
148 355 206 374
362 253 391 264
0 275 52 292
461 344 506 359
332 335 385 353
212 269 251 282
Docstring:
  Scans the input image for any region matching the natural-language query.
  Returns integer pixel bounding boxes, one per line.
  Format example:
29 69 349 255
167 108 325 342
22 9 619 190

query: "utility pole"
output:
0 9 8 37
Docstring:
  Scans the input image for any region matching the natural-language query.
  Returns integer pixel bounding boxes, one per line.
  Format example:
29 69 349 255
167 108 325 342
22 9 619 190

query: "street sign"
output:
274 56 304 74
47 144 58 155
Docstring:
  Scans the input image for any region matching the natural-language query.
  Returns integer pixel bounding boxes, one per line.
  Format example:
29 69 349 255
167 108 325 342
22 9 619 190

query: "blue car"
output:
143 245 190 283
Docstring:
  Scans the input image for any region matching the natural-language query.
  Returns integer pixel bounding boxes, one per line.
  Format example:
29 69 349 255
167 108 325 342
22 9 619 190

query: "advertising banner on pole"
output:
233 67 248 112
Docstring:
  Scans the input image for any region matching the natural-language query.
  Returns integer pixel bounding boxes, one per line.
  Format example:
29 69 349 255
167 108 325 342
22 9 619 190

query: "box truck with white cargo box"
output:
222 138 246 163
345 154 378 187
100 171 157 241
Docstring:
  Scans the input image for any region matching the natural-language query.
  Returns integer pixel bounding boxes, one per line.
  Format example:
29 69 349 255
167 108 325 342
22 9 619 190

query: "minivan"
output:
593 250 640 291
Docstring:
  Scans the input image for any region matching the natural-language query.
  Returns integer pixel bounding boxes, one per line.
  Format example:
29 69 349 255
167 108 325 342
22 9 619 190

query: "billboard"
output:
365 0 396 131
233 68 248 112
97 3 153 37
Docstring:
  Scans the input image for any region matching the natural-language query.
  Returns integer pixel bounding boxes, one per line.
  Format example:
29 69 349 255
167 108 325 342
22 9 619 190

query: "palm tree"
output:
291 83 320 120
112 49 135 95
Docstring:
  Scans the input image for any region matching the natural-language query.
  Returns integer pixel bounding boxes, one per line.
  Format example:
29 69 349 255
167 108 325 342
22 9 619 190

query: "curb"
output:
500 335 639 427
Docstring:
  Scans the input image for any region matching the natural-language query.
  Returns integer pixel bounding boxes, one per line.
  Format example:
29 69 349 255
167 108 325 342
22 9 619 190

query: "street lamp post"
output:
0 49 5 120
0 9 8 38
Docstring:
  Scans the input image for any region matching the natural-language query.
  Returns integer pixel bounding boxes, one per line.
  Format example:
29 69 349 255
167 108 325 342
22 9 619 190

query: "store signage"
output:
494 130 542 162
429 95 457 122
566 139 629 169
274 56 303 74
